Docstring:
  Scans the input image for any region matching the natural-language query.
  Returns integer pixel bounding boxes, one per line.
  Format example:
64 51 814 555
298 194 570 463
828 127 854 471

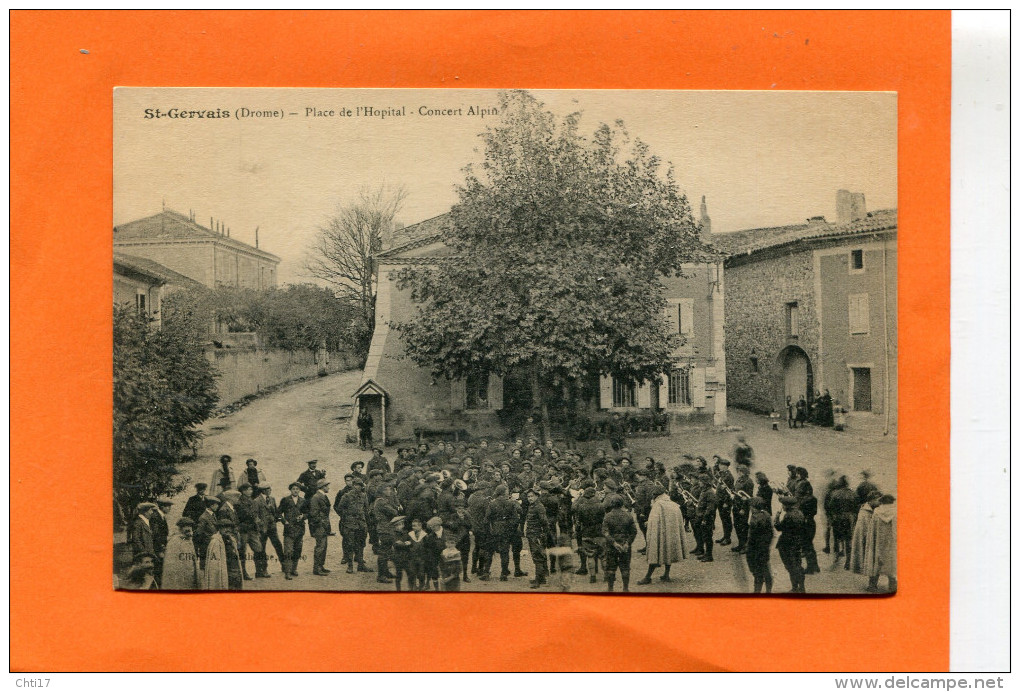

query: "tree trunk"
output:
530 361 551 443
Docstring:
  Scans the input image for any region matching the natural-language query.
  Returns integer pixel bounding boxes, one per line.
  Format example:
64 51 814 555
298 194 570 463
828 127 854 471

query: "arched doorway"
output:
777 345 813 411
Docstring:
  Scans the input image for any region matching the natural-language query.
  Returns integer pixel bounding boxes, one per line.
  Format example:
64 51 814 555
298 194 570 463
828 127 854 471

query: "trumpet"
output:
735 489 753 502
620 481 637 506
769 481 792 496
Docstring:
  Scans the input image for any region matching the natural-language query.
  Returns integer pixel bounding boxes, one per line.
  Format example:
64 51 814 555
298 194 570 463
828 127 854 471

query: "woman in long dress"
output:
201 524 230 590
161 518 200 590
636 484 685 585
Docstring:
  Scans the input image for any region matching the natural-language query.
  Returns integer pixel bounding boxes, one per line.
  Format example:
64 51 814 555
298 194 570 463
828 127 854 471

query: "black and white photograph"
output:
113 87 898 595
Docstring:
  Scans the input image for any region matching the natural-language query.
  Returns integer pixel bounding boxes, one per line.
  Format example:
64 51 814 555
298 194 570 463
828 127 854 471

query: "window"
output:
850 249 865 273
678 300 694 336
849 293 870 334
785 302 799 338
135 291 147 317
465 371 489 410
668 369 692 406
612 377 636 408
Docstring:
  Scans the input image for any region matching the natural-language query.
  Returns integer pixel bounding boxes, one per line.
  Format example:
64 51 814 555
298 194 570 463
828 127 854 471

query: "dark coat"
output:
524 500 549 539
253 494 279 533
236 495 258 533
602 508 638 548
745 509 774 574
182 494 207 525
696 487 718 525
775 507 805 550
129 516 154 557
150 511 169 555
756 482 774 514
485 496 520 537
307 492 332 537
278 495 306 538
337 489 369 532
297 468 325 498
194 509 218 558
573 495 606 539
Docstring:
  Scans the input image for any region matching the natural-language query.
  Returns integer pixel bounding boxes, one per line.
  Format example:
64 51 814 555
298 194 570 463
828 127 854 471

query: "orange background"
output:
10 11 951 671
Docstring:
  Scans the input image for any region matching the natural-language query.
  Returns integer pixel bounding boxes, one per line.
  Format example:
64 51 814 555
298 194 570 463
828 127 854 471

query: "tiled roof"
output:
113 252 205 288
114 210 280 261
710 209 897 257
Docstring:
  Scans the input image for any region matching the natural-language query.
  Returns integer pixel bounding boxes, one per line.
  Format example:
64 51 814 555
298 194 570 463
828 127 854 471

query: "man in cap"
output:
151 499 173 586
485 484 520 581
129 502 157 562
793 467 820 575
632 468 656 553
122 552 159 591
182 483 208 525
444 497 473 583
775 494 806 593
694 474 717 562
573 480 606 583
307 479 333 576
602 494 638 592
350 460 367 485
713 457 735 546
278 482 307 579
372 484 400 583
367 448 391 476
235 482 261 580
731 463 755 554
194 496 221 570
337 476 373 573
524 487 550 589
297 460 325 501
254 484 285 577
467 481 493 577
211 454 235 495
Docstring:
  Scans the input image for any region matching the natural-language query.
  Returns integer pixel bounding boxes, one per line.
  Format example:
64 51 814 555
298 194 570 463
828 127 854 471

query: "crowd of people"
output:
119 436 897 595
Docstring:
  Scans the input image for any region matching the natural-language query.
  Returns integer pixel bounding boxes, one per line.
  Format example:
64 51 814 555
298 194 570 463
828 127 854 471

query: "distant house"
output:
113 210 280 290
353 211 727 444
713 192 897 422
113 251 203 328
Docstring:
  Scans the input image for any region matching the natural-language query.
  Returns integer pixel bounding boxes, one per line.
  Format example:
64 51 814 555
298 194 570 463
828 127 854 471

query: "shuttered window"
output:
849 293 870 335
612 378 636 408
668 369 692 406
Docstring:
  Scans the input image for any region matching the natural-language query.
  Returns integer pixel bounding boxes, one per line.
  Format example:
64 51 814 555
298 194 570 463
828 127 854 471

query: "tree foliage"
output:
113 305 218 514
303 184 407 346
393 90 706 433
162 283 361 355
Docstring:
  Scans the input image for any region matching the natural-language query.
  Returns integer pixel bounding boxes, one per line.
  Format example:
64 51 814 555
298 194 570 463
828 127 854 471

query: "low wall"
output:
208 347 355 407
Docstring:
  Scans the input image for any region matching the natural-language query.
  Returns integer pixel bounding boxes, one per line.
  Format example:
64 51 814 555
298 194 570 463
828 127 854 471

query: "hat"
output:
426 472 443 484
879 494 896 504
219 455 232 464
603 479 619 491
368 469 384 479
787 464 797 471
194 483 208 491
779 495 798 507
652 482 667 497
351 461 365 471
156 499 173 507
288 482 303 491
390 515 406 526
306 459 319 465
580 479 595 490
258 483 272 492
245 458 258 466
538 480 555 491
426 516 443 530
867 490 883 502
317 479 331 489
137 502 157 513
454 479 468 491
176 517 195 528
205 497 222 507
521 461 533 469
237 482 251 491
222 490 241 503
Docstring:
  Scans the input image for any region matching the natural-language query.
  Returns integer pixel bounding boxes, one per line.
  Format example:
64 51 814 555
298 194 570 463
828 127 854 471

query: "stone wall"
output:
725 249 819 414
208 347 355 408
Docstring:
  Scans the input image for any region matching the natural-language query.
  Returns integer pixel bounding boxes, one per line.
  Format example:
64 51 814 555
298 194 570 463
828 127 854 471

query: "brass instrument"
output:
769 481 792 496
736 489 753 502
620 481 637 506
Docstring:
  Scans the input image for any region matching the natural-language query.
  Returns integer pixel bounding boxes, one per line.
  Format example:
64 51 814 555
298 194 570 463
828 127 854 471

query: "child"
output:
406 518 428 591
390 516 410 592
423 516 445 591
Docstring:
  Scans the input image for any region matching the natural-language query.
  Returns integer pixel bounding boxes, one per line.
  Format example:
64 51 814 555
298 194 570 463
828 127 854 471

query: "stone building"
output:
712 195 897 423
353 213 727 444
113 251 203 328
113 209 280 290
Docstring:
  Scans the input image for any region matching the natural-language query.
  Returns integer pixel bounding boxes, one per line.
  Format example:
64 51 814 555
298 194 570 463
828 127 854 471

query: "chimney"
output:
227 227 231 238
836 189 852 223
255 226 259 249
210 217 214 231
850 192 866 221
699 195 712 244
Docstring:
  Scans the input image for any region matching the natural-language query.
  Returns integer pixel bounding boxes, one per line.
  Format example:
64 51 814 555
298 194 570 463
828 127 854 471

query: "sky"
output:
114 88 897 285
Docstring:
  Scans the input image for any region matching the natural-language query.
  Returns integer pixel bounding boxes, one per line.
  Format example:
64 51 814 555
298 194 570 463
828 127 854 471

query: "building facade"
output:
715 199 897 424
113 251 203 328
354 214 727 444
113 210 280 290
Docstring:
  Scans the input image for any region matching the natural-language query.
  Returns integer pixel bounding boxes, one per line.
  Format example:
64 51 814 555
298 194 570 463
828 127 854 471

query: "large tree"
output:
393 90 706 438
303 184 407 353
113 304 218 518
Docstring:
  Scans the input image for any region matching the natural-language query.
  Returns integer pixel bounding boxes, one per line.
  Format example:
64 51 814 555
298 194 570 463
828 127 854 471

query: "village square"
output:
113 89 898 594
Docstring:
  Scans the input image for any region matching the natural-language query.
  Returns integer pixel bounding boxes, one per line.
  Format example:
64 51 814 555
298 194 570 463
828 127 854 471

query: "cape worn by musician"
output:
644 491 686 565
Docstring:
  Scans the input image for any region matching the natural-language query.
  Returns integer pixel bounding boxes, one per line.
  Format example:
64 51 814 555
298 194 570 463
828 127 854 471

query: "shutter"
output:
679 300 694 335
599 375 613 409
637 381 651 408
488 373 504 410
659 373 670 407
692 367 706 407
450 378 467 411
665 302 680 335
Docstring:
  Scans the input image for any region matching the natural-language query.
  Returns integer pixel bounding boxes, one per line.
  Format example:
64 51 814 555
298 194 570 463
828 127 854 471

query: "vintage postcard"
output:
113 87 897 594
